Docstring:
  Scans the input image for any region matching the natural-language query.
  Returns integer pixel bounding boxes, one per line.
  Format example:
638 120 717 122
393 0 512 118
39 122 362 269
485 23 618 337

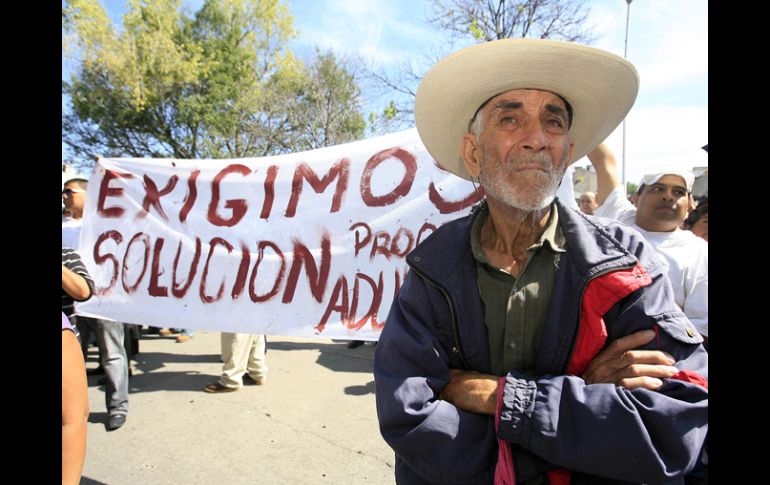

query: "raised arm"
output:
587 143 621 205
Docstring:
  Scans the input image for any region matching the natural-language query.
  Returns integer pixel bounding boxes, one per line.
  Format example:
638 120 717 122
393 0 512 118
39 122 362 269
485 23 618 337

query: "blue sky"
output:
63 0 707 185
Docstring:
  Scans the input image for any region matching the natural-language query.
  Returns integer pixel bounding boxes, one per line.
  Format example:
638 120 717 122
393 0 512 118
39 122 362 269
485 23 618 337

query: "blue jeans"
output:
94 319 129 416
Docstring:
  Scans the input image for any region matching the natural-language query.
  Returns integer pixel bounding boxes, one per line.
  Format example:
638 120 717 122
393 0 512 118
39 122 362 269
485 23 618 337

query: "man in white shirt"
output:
588 144 708 346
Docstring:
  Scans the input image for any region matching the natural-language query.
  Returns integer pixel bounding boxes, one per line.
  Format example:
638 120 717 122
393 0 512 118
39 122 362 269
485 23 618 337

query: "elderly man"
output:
373 39 707 484
587 144 709 344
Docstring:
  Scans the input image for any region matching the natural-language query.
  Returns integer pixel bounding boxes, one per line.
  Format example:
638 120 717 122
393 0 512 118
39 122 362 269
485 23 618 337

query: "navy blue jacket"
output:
373 200 708 484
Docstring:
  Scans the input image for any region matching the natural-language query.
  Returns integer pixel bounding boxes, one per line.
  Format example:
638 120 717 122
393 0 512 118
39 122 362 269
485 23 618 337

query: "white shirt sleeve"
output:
682 245 709 338
593 184 637 227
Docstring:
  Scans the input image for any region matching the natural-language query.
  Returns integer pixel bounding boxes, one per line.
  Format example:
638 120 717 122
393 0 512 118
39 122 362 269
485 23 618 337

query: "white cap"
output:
639 170 694 192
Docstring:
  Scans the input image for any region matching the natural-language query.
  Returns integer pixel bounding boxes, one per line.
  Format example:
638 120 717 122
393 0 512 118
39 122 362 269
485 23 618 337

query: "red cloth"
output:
494 376 516 485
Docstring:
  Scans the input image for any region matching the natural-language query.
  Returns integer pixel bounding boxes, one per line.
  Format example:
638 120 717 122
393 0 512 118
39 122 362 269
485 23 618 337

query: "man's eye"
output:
547 119 564 127
500 116 515 124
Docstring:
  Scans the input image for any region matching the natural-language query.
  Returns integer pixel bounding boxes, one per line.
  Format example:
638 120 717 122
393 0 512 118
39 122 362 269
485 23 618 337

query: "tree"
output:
62 0 365 169
285 51 366 151
367 0 595 134
428 0 595 43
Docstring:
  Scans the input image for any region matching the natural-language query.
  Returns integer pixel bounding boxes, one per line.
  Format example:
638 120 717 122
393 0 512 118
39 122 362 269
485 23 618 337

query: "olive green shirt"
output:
470 203 566 376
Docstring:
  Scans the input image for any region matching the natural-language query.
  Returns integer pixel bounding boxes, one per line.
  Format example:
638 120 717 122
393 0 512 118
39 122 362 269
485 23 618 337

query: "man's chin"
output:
499 194 554 212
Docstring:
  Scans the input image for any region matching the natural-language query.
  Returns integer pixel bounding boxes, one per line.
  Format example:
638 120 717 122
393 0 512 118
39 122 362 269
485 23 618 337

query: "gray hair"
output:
468 112 484 136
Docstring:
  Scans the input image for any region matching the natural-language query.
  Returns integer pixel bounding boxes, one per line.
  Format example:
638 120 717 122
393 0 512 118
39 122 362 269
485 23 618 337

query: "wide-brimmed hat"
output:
414 38 639 180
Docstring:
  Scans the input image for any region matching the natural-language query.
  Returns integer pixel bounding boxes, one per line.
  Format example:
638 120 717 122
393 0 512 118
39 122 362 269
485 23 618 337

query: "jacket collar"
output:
407 198 639 281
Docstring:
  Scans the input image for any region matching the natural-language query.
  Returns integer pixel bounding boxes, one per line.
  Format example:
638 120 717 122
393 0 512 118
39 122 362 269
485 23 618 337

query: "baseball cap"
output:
639 170 694 192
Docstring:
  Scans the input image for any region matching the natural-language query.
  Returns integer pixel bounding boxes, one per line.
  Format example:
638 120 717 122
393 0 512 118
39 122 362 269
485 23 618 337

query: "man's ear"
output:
461 133 482 179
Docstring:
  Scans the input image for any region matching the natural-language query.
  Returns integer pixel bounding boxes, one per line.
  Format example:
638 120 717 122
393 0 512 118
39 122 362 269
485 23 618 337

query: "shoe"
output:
204 382 239 393
243 374 267 385
347 340 364 349
159 328 175 336
86 366 105 376
176 335 191 343
107 414 126 431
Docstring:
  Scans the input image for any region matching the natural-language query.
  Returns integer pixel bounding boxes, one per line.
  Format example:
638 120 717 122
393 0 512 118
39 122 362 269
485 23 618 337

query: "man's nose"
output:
661 189 676 200
519 124 548 152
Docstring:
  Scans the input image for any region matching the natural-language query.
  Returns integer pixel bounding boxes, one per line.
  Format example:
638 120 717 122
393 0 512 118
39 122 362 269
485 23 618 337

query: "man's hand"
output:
439 369 498 415
583 329 679 390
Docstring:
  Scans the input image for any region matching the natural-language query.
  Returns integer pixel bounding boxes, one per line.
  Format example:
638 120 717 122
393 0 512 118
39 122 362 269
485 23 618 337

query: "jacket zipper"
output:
409 263 471 370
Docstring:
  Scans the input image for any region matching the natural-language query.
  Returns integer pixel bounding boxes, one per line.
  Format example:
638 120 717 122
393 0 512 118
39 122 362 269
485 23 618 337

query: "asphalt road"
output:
80 330 395 484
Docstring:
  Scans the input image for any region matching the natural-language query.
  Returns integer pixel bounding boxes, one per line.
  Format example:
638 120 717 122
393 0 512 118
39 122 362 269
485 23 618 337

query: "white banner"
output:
76 129 483 340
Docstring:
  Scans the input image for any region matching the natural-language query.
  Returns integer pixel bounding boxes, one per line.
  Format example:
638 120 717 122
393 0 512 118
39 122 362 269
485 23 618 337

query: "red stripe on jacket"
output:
551 264 652 484
567 263 652 376
670 370 708 389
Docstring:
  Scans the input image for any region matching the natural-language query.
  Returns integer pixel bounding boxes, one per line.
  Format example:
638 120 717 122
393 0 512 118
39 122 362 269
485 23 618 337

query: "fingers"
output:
603 364 679 388
618 350 675 367
604 329 657 357
582 328 680 388
617 376 665 391
590 350 675 380
585 362 679 386
586 330 656 372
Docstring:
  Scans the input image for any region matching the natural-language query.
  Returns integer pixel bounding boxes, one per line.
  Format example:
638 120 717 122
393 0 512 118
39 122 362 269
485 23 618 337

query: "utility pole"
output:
622 0 633 190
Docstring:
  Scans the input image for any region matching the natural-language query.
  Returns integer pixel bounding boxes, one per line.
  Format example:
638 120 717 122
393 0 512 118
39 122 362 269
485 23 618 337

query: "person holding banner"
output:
373 39 708 484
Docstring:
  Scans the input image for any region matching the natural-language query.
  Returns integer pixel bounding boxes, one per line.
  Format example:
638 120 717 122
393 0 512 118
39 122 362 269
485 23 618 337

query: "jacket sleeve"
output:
374 273 497 485
496 267 708 483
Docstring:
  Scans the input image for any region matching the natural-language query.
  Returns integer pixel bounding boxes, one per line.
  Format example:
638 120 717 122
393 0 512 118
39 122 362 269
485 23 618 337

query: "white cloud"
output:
568 0 708 188
590 0 708 94
291 0 395 65
290 0 443 67
574 105 708 186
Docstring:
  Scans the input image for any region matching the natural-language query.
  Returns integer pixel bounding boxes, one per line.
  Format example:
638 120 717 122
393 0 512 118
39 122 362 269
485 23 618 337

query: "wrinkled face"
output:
461 89 574 211
62 182 86 212
690 213 708 241
578 192 598 215
635 175 691 232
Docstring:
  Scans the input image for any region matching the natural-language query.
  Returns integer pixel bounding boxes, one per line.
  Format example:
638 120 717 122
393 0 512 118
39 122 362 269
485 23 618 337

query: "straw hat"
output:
414 38 639 180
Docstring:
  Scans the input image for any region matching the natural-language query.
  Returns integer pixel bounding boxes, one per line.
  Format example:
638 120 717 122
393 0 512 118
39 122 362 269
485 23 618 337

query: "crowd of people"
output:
62 38 707 485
